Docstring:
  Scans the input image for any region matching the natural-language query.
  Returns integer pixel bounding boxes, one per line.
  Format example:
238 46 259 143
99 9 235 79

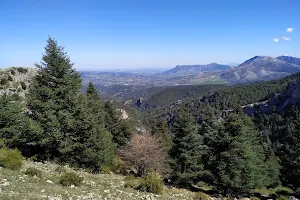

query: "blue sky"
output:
0 0 299 70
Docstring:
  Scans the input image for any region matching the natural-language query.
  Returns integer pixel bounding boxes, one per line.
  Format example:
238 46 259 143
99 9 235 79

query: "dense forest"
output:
1 38 300 198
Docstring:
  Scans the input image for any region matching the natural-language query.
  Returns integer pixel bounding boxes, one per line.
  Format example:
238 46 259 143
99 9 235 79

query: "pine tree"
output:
169 110 207 186
151 119 172 152
104 101 132 147
210 114 275 193
86 81 100 100
26 37 82 159
26 38 115 170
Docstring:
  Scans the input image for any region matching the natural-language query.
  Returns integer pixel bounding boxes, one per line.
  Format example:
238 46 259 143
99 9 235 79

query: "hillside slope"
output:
0 160 195 200
221 56 300 83
163 63 230 76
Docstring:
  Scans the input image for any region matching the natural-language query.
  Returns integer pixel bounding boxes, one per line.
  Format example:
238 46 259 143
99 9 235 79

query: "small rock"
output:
1 182 10 186
46 180 54 184
70 184 75 188
41 189 45 193
104 190 110 193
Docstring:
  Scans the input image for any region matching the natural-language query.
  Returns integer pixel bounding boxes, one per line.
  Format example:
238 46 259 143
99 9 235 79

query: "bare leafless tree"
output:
119 132 168 177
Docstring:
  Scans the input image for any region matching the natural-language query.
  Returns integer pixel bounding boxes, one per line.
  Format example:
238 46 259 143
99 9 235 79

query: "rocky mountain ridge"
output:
163 63 230 75
221 56 300 83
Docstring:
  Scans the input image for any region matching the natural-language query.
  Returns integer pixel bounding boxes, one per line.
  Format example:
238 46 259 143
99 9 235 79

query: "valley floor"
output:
0 160 195 200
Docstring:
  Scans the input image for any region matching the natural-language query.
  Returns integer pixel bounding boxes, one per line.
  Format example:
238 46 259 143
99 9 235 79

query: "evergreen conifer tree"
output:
170 110 207 186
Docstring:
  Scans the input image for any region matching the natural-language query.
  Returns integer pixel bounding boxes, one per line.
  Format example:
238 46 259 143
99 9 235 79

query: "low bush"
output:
17 67 28 73
277 195 288 200
252 188 276 196
194 192 210 200
24 167 42 178
124 175 140 188
111 156 127 175
55 165 67 174
197 181 213 191
59 172 83 186
138 171 164 194
276 186 294 195
100 165 111 174
0 148 23 170
249 197 260 200
20 81 26 90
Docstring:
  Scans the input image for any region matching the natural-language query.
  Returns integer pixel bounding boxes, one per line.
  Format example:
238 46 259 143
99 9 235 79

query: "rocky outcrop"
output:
0 67 37 98
244 81 300 115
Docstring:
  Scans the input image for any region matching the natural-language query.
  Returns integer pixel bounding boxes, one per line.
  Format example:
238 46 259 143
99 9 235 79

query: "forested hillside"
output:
139 84 228 108
144 70 300 197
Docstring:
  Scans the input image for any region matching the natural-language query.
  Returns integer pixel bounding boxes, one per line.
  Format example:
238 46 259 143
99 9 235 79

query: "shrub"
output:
296 188 300 196
0 148 23 170
0 78 8 85
10 69 16 76
7 76 13 81
194 192 210 200
17 67 28 73
111 156 127 175
138 171 164 194
55 165 67 174
277 195 288 200
124 175 140 188
100 165 111 174
276 186 294 195
252 188 276 196
20 81 26 90
59 172 83 186
24 167 42 178
197 181 213 191
250 197 260 200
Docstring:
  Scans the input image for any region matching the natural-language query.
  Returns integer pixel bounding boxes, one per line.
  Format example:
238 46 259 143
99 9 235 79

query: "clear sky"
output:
0 0 299 70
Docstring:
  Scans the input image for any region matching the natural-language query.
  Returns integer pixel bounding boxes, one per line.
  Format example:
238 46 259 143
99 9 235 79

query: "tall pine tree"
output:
170 110 208 186
26 38 115 170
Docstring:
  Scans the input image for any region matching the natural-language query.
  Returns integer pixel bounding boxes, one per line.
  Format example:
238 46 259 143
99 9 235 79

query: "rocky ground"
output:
0 160 196 200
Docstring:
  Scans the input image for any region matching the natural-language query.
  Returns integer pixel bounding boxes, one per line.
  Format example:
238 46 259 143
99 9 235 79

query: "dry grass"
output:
0 160 196 200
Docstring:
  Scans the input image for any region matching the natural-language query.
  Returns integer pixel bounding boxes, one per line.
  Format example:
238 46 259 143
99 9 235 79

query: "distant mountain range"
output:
162 63 230 75
162 56 300 84
221 56 300 83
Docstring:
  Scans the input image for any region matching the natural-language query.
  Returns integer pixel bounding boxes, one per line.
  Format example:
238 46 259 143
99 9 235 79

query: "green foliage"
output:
252 188 276 195
209 114 278 192
25 37 115 171
7 76 13 81
0 78 8 85
55 165 67 174
59 172 83 186
276 186 294 195
24 167 42 178
100 165 111 174
249 197 260 200
170 109 207 186
144 84 227 108
10 69 16 76
16 67 28 73
151 119 172 152
124 175 140 188
104 101 132 147
139 171 164 194
110 156 127 175
193 192 210 200
277 195 289 200
0 148 23 170
20 81 26 90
